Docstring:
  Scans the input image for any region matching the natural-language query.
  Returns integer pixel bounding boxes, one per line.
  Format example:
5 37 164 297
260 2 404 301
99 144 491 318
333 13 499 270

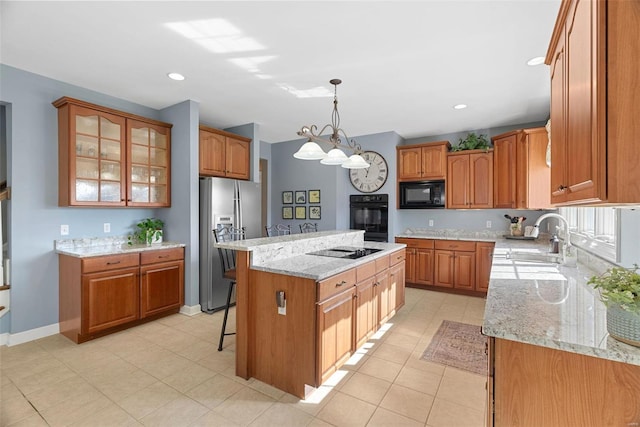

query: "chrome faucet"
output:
531 213 572 248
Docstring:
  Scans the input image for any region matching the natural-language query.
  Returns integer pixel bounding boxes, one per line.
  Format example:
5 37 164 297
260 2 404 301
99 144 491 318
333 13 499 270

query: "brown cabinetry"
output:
395 238 434 288
545 0 640 205
54 97 172 207
397 141 450 181
199 125 251 180
433 240 476 291
317 286 355 384
475 242 495 293
447 150 493 209
59 247 185 343
493 128 551 209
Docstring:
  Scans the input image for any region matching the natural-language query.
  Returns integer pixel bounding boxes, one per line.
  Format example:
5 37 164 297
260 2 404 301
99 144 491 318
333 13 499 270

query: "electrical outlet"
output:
60 224 69 235
429 219 434 227
486 220 492 228
103 223 111 233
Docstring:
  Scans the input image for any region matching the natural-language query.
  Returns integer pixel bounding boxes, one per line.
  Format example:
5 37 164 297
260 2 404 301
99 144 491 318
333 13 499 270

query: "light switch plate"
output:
486 220 492 228
103 223 111 233
428 220 434 227
60 224 69 235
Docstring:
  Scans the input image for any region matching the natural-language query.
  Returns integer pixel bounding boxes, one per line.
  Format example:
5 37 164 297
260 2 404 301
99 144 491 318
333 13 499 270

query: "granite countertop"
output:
482 237 640 366
395 228 503 242
55 236 185 258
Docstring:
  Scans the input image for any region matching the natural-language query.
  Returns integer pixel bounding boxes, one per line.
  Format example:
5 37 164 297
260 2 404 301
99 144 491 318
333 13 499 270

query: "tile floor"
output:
0 288 487 426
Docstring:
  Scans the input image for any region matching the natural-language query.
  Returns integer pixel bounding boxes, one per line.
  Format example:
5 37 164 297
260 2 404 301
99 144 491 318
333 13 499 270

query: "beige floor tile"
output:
117 381 182 420
394 366 442 396
338 372 392 406
35 333 78 353
174 339 218 362
278 391 331 417
25 375 97 412
4 355 68 382
248 401 314 426
94 332 162 359
316 391 376 427
213 387 276 425
6 414 50 427
381 332 419 352
403 358 446 377
379 384 434 423
76 355 138 381
307 419 333 427
155 313 190 327
139 396 208 427
0 342 49 370
358 356 403 383
125 348 193 380
436 367 486 412
161 361 216 393
39 388 112 427
369 342 412 365
246 378 287 401
367 407 424 427
1 378 23 401
9 363 77 395
1 395 38 426
69 403 140 427
95 369 158 402
189 410 241 427
426 398 484 427
185 374 246 410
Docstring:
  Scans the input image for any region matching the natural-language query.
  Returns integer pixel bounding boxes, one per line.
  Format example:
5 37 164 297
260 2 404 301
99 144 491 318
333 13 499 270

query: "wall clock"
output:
349 151 388 193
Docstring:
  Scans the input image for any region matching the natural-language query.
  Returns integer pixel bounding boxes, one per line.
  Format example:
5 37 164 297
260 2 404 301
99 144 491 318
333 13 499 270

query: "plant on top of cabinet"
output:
127 218 164 246
53 97 172 207
451 133 490 152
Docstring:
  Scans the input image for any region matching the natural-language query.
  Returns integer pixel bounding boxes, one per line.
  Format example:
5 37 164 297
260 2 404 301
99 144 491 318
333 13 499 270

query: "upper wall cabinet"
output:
54 97 172 207
447 149 493 209
545 0 640 205
492 128 551 209
199 125 251 180
397 141 450 181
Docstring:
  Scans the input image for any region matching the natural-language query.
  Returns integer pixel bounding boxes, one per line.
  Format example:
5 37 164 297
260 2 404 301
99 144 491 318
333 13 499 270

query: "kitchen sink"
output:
505 251 564 264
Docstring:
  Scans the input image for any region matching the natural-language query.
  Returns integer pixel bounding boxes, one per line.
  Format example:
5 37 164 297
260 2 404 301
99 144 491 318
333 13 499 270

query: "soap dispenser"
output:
549 234 560 254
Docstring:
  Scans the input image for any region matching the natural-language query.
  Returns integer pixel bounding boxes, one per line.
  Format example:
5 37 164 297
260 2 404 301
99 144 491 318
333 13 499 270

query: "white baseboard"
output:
0 332 8 346
180 304 201 316
7 323 59 347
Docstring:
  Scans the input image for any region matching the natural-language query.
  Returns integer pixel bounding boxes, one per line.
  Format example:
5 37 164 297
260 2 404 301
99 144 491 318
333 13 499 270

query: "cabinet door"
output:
127 120 171 207
82 267 139 335
225 137 251 180
515 135 529 209
355 277 377 349
377 270 393 326
140 260 184 318
397 147 423 180
317 287 355 384
421 145 447 180
550 30 567 204
563 0 605 204
469 152 494 208
476 243 495 293
493 135 517 209
66 105 127 206
389 261 405 311
405 248 416 283
199 129 226 177
453 251 476 291
433 250 454 288
447 155 470 208
415 248 434 285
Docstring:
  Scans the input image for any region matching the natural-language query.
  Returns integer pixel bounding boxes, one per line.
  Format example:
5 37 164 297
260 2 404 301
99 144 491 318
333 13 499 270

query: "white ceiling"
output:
1 1 560 144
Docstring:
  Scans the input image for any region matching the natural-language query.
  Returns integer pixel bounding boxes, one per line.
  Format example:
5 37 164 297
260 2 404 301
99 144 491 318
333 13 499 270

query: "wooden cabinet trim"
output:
434 240 476 252
53 97 172 128
199 124 252 142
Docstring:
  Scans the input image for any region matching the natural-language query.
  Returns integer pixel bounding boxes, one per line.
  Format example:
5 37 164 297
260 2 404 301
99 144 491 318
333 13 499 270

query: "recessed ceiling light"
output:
453 104 467 110
527 56 545 66
167 72 185 81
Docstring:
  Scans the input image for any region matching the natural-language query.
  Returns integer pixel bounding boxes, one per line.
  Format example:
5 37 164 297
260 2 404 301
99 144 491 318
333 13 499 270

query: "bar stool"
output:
212 225 245 351
299 223 318 233
265 224 292 237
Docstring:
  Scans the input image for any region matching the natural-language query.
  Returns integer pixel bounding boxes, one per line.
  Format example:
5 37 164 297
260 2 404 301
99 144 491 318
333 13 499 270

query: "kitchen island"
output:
215 230 406 398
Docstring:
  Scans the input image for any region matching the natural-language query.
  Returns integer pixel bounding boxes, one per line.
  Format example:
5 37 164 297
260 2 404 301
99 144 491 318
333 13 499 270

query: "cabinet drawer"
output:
82 253 139 274
318 269 356 302
140 247 184 265
434 240 476 252
356 261 376 282
395 238 434 249
376 254 390 271
388 249 405 266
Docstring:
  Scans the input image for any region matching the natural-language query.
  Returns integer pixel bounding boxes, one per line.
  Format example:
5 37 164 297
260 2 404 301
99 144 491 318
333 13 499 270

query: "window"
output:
559 207 618 262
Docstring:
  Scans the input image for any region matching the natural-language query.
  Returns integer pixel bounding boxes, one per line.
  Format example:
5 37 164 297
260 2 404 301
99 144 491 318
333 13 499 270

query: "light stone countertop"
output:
55 236 185 258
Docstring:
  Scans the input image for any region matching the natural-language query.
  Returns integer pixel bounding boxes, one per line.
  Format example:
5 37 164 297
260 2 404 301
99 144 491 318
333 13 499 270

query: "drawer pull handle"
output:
396 256 402 260
335 280 347 287
106 261 121 265
158 255 169 258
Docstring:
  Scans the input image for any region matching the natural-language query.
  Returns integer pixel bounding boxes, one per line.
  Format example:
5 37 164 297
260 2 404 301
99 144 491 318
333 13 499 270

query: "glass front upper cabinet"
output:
54 97 172 207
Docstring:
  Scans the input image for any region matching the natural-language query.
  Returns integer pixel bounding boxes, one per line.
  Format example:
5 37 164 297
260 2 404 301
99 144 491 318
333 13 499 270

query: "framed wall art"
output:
282 206 293 219
295 206 306 219
309 205 321 220
309 190 320 204
282 191 293 204
295 191 306 204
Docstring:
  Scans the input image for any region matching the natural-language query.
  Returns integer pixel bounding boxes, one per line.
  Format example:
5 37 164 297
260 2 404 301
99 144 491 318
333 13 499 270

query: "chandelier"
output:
294 79 370 169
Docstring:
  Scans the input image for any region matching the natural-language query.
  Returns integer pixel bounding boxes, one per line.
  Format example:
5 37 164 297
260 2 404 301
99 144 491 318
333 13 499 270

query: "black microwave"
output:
399 180 445 209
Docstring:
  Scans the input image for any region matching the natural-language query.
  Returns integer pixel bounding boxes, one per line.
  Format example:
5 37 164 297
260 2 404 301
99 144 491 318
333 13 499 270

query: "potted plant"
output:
588 264 640 347
451 132 490 152
128 218 164 246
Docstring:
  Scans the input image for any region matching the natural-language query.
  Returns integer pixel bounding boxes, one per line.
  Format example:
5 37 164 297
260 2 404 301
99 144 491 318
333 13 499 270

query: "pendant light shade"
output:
341 154 370 169
320 148 348 165
293 141 327 160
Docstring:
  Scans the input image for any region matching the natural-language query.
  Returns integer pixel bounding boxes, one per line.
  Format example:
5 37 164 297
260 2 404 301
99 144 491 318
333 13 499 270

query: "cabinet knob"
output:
335 280 347 287
558 185 567 191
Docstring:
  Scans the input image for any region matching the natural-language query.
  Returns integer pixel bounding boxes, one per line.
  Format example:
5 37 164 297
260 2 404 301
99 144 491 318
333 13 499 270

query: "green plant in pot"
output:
127 218 164 246
451 132 490 152
588 264 640 347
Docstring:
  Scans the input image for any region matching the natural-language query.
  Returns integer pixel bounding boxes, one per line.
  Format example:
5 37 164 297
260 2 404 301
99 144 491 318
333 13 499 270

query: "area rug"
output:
420 320 487 375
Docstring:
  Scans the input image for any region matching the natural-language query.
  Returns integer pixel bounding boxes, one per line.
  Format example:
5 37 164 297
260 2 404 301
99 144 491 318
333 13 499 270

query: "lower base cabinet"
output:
59 247 184 343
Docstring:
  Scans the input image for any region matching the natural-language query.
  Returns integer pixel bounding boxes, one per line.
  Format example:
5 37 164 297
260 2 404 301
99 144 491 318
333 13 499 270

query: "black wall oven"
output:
399 180 445 209
350 194 388 242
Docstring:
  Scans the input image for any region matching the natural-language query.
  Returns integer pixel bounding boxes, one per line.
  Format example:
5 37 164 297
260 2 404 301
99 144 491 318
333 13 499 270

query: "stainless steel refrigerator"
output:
199 177 262 313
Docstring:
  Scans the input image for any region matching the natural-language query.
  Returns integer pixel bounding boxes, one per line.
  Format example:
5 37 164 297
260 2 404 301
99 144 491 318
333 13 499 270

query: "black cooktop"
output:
307 246 382 259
